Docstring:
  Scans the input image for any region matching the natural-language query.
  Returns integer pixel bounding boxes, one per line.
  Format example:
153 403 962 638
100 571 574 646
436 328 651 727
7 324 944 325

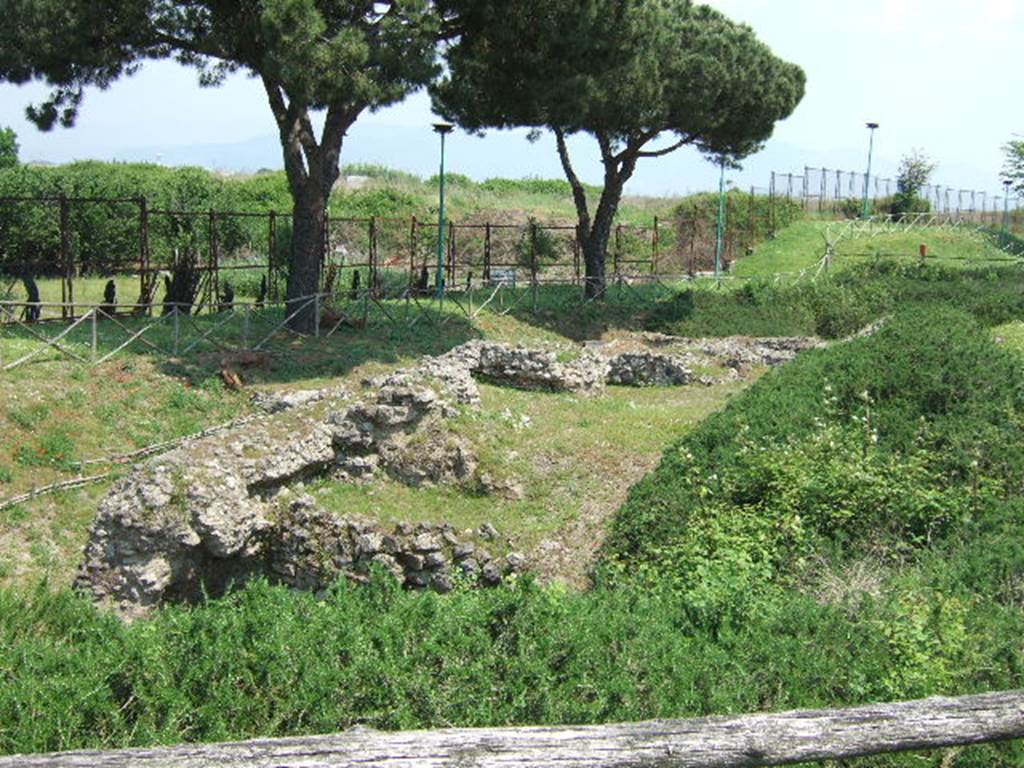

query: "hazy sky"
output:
1 0 1020 196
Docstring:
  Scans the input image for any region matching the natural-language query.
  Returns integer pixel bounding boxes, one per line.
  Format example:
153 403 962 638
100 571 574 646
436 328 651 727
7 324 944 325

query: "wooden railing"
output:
2 690 1022 767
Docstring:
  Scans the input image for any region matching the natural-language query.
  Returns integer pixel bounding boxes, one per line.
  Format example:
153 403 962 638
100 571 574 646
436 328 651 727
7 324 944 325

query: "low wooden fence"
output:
1 690 1021 767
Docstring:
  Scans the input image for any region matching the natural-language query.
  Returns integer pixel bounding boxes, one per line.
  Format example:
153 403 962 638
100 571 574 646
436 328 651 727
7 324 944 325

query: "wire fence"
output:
0 193 783 327
768 166 1024 225
2 182 1022 372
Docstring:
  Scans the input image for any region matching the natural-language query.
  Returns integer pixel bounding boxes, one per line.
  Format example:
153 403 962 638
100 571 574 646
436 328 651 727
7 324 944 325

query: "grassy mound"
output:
644 261 1024 338
602 306 1024 586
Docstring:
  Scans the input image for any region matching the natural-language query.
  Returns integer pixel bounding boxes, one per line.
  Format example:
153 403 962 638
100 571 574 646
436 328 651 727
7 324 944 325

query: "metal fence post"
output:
314 294 320 338
173 307 180 355
91 308 98 363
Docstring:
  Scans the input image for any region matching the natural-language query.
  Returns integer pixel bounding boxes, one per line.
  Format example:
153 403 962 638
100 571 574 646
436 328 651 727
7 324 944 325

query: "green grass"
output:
731 219 1018 278
0 281 742 593
730 219 831 277
0 356 247 588
643 260 1024 340
312 378 744 587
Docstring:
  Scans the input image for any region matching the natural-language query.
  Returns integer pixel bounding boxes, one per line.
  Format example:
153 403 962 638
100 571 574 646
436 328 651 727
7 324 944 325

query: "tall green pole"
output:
1003 181 1012 242
714 157 726 277
433 122 453 298
862 122 879 220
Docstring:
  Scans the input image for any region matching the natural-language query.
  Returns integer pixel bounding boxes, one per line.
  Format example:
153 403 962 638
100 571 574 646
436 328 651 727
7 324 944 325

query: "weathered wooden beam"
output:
3 690 1022 767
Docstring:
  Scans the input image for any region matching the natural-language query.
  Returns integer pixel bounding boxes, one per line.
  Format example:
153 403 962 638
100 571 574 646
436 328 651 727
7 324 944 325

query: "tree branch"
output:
554 127 590 233
318 102 362 197
636 136 691 158
595 130 615 167
262 77 308 189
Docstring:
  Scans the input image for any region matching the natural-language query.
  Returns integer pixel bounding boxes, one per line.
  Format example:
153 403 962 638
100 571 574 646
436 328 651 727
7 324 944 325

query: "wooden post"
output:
366 216 376 322
573 225 581 286
4 690 1023 768
139 196 150 314
530 220 538 313
447 220 455 287
747 186 756 251
90 308 98 363
60 194 72 320
268 211 277 302
208 210 218 315
484 222 491 283
242 303 251 349
651 216 659 274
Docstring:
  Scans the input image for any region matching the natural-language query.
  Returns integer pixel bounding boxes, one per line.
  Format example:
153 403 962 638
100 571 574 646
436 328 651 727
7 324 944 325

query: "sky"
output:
0 0 1021 197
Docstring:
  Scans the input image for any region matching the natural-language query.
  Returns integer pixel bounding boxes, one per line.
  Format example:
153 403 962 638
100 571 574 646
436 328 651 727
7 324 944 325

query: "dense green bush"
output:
888 192 932 218
837 195 931 220
0 163 292 277
674 190 803 246
479 176 575 197
3 571 1023 763
603 306 1024 587
643 261 1024 340
332 188 421 218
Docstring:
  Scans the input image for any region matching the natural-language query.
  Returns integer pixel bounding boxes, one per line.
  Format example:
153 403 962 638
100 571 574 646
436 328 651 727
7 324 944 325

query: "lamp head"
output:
866 122 879 130
433 122 454 135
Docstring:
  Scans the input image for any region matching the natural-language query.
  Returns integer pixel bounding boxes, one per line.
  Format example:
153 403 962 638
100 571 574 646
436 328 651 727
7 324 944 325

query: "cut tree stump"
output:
2 689 1022 767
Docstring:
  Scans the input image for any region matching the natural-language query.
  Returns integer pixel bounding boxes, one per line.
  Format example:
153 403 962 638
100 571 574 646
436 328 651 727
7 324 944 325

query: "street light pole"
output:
862 122 879 220
433 122 454 298
714 157 726 277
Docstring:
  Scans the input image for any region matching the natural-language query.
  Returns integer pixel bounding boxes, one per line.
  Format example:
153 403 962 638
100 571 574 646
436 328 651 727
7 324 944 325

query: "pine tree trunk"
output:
581 229 608 298
581 195 620 299
285 185 327 335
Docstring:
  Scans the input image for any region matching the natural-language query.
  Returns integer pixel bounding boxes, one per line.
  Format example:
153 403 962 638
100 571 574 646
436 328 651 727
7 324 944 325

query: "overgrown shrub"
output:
603 306 1024 588
3 573 1022 761
674 190 803 245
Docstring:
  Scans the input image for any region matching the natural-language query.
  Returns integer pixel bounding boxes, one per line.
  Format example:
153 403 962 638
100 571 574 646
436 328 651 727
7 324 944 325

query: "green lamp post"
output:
862 122 879 220
433 122 454 298
1003 180 1012 242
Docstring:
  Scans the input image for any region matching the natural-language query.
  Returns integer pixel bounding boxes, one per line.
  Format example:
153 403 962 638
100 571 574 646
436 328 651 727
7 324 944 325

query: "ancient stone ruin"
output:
77 337 822 617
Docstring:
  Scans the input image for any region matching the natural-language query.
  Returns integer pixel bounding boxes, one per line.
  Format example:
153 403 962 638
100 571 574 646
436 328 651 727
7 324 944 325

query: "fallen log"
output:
2 689 1022 767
